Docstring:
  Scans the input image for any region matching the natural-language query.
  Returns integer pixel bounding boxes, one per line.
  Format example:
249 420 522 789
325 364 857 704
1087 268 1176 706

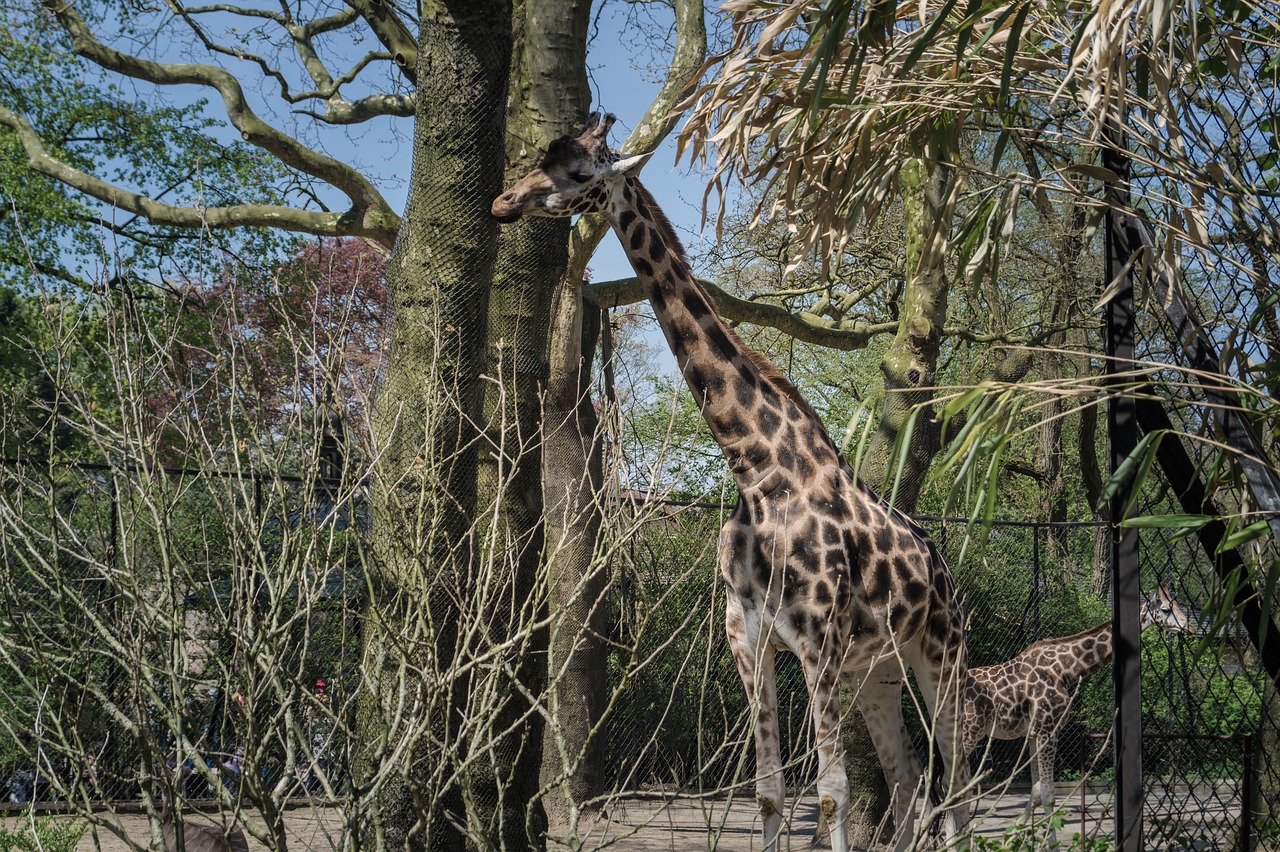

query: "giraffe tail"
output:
922 737 947 837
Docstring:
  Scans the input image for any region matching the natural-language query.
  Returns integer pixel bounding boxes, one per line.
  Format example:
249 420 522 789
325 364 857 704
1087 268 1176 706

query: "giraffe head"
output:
491 112 649 223
1141 584 1197 635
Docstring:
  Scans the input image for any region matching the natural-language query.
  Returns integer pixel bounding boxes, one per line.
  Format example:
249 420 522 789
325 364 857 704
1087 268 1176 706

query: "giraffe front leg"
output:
1033 732 1058 847
907 640 972 846
726 596 785 849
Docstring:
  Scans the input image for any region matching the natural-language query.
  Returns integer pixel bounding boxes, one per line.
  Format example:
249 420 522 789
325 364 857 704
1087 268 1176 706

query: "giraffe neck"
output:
605 178 840 492
1045 620 1122 680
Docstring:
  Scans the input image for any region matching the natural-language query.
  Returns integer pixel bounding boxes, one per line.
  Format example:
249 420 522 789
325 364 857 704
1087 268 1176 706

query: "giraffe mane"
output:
627 179 831 433
1018 620 1111 656
739 343 829 427
628 179 691 268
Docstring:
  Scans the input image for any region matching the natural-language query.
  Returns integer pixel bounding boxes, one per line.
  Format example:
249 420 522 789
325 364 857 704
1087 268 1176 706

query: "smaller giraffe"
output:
962 585 1194 840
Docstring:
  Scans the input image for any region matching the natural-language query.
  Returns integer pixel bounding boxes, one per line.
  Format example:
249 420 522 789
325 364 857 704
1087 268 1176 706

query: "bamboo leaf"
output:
887 407 920 511
997 2 1030 108
1096 430 1164 513
943 384 990 420
1218 519 1272 553
899 0 963 77
1068 163 1123 183
1120 514 1214 529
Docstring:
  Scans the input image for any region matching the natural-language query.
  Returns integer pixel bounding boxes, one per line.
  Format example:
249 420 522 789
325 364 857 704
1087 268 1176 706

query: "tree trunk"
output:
535 0 705 828
827 154 955 847
488 0 593 837
540 294 608 825
860 155 954 507
359 3 513 849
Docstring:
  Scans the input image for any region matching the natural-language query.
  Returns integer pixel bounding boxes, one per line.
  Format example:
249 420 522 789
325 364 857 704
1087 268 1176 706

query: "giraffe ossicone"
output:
494 112 972 852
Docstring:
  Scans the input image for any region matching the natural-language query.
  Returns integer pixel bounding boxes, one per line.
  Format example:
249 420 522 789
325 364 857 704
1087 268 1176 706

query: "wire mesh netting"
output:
1 468 1278 848
599 499 1280 849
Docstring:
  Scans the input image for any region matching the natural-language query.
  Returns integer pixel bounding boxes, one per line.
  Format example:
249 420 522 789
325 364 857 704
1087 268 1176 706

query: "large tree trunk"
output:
540 293 607 825
536 0 705 828
829 153 954 848
860 155 953 507
358 3 514 849
490 0 593 836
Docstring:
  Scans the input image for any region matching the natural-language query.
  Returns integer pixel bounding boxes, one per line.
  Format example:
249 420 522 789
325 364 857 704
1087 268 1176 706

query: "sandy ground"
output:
7 784 1234 851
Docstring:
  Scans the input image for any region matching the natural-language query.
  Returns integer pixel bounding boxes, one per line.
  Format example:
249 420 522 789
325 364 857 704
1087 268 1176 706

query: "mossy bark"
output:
359 2 514 849
859 155 953 507
482 1 592 838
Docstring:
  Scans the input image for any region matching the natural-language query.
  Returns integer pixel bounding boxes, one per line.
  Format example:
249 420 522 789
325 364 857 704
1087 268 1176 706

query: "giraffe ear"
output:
610 151 653 177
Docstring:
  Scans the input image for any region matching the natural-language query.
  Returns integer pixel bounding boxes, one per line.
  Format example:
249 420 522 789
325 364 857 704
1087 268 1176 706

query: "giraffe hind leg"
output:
1033 732 1058 846
725 597 785 850
852 666 923 852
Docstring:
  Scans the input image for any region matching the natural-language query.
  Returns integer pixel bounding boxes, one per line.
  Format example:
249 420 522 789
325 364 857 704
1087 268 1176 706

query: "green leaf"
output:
997 3 1030 108
1096 430 1164 514
1200 55 1229 79
899 0 963 78
1067 163 1123 183
887 406 920 511
1121 513 1214 529
1218 519 1272 552
943 383 990 420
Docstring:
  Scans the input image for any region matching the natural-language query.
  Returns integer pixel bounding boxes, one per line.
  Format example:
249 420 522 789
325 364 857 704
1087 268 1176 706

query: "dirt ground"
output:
25 784 1215 850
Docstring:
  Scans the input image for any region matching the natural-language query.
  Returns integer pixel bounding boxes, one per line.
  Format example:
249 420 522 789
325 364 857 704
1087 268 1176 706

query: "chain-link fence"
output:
600 498 1280 848
2 456 1277 847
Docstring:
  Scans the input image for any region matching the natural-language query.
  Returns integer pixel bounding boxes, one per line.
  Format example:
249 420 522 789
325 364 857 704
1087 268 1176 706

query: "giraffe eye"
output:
569 171 592 184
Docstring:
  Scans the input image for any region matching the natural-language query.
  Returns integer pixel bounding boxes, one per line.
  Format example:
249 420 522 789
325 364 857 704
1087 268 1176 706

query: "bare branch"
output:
41 0 400 231
301 92 416 124
586 275 897 350
0 103 400 246
347 0 418 85
169 1 399 125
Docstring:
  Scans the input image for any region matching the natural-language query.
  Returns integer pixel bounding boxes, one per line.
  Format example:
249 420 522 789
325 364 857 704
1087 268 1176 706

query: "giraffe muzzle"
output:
491 193 524 223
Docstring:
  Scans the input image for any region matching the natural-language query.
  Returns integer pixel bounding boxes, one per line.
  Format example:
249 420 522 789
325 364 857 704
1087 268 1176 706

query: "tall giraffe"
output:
493 113 970 851
963 585 1194 840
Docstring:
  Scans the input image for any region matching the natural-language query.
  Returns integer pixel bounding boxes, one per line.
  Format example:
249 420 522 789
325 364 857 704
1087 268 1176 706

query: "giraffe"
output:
492 113 971 851
962 584 1195 841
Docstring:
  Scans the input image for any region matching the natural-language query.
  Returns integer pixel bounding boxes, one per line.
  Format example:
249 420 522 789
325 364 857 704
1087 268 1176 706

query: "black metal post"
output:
1241 733 1254 851
1104 125 1144 852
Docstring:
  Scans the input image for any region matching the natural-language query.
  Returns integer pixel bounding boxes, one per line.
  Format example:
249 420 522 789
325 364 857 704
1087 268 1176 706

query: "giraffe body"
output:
962 586 1193 839
494 113 971 851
